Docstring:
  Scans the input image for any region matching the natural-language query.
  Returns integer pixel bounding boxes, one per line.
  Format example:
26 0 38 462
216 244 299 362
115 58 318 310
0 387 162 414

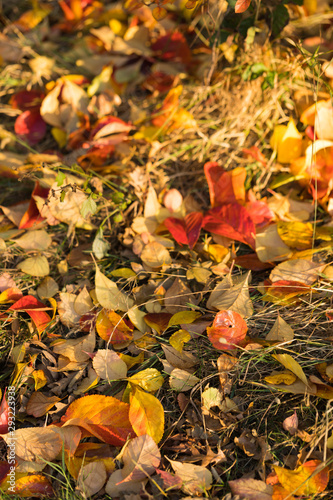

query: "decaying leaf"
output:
169 459 213 496
265 315 294 342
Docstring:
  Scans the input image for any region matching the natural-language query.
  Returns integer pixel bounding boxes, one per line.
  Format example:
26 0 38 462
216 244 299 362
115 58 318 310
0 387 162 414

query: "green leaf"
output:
81 196 97 218
271 4 289 38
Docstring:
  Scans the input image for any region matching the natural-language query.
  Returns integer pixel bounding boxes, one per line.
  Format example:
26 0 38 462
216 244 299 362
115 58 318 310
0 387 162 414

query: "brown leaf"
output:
164 278 193 314
229 477 273 499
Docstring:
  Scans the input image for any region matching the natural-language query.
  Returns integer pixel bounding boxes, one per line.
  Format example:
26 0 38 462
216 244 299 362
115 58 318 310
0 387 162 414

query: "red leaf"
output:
10 90 44 111
207 310 248 350
0 461 11 486
234 254 274 271
235 0 251 13
242 146 267 166
152 32 191 65
14 110 47 146
164 218 188 246
245 200 273 227
203 204 255 248
0 390 9 434
19 181 49 229
164 212 203 249
9 295 52 334
204 162 235 207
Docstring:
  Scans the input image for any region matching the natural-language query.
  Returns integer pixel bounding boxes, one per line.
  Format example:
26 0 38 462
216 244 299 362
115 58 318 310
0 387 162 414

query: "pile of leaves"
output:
1 0 333 499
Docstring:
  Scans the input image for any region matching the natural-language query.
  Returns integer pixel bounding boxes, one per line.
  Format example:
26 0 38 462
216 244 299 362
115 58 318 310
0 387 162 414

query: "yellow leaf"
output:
119 352 144 370
128 368 164 392
272 354 308 386
270 119 302 164
31 369 48 391
51 127 67 148
95 266 133 311
264 371 297 385
169 329 191 352
17 255 50 277
129 387 164 443
274 460 329 496
168 311 202 327
277 221 314 250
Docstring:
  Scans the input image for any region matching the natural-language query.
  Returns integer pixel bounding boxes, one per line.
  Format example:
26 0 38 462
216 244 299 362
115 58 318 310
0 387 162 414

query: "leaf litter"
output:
1 1 333 499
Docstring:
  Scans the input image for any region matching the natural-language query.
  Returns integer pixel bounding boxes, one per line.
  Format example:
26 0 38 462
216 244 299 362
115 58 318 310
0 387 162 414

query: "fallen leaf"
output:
265 315 294 342
229 477 273 499
96 309 133 343
61 394 134 446
93 349 128 380
129 387 164 443
164 212 203 249
13 229 51 251
76 461 107 498
203 204 255 248
273 460 329 496
235 0 251 13
269 259 326 286
207 310 248 350
52 330 95 363
140 241 172 268
164 278 193 314
207 272 253 318
272 354 308 386
26 392 61 418
256 224 292 262
169 368 200 392
120 433 161 483
128 368 164 392
95 266 134 312
169 459 213 496
169 330 191 352
283 410 298 435
17 255 50 277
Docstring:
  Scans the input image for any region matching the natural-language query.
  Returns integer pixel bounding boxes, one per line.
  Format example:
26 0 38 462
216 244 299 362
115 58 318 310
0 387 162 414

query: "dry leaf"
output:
169 459 213 496
17 255 50 277
265 315 294 342
92 349 128 380
95 265 134 312
169 369 200 392
164 278 193 314
13 230 51 251
76 461 107 498
207 272 253 318
283 410 298 435
229 477 273 499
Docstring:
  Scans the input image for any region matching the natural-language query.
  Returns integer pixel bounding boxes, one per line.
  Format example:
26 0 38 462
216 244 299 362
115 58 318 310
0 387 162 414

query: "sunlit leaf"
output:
207 310 248 350
129 387 164 443
274 460 329 496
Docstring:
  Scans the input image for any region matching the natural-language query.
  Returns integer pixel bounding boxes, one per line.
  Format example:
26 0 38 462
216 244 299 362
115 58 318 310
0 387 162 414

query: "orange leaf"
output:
19 181 49 229
207 310 248 350
9 295 52 334
0 287 23 304
96 309 133 344
274 460 329 496
61 394 135 446
235 0 251 13
11 474 53 498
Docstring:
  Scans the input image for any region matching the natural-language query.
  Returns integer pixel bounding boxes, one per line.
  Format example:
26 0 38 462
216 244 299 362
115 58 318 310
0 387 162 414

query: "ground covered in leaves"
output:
1 0 333 499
